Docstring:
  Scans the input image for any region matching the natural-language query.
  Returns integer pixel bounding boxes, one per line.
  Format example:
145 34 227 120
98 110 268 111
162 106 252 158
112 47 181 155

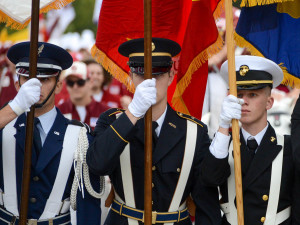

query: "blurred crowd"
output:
0 43 133 131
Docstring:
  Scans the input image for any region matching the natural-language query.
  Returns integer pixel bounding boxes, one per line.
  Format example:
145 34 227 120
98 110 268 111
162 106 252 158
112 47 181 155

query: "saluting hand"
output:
128 78 157 118
9 78 42 116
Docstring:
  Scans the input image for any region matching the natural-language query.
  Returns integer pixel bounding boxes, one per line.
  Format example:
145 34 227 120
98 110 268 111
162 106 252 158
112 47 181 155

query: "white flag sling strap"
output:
2 122 82 220
165 120 197 225
221 134 290 225
119 144 138 225
2 118 18 216
117 120 197 225
39 124 81 219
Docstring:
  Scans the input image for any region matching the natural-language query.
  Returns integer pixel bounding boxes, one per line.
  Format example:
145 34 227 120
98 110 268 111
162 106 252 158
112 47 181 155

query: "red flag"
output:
92 0 223 118
171 0 223 119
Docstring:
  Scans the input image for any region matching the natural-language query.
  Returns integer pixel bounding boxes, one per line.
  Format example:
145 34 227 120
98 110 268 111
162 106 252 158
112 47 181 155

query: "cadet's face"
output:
87 63 104 89
18 75 61 106
66 75 90 101
237 88 273 126
131 71 174 106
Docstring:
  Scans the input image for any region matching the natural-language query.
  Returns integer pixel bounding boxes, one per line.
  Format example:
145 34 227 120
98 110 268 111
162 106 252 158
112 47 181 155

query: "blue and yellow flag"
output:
235 1 300 87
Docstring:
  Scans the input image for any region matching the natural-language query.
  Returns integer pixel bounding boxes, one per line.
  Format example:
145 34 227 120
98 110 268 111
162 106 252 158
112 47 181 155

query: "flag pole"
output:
225 0 244 224
144 0 153 224
19 0 40 224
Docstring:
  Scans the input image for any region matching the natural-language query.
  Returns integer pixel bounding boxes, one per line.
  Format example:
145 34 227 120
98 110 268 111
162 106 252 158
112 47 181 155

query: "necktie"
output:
33 118 42 156
152 121 159 148
247 138 258 158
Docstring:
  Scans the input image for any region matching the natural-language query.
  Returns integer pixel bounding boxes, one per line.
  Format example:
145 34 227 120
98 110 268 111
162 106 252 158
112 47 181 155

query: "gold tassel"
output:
91 45 135 93
213 0 225 20
171 35 224 114
240 0 293 7
0 0 74 30
234 32 300 88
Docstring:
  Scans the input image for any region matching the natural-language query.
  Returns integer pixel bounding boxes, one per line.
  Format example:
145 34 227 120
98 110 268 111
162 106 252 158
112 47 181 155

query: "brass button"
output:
30 198 37 203
33 176 39 182
261 217 265 223
152 166 156 171
152 183 154 188
177 168 181 172
262 195 268 201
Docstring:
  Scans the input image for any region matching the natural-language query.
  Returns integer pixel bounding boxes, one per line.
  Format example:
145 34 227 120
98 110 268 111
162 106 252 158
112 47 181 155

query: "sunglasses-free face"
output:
66 79 87 87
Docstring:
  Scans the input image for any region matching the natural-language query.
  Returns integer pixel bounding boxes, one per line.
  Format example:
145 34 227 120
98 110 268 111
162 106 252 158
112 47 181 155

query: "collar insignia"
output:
239 65 249 76
168 122 176 128
270 136 276 142
54 131 60 136
19 123 25 127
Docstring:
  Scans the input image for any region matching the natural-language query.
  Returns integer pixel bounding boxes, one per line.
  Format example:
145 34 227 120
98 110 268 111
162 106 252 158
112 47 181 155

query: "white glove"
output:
9 78 42 116
219 95 244 128
128 78 156 118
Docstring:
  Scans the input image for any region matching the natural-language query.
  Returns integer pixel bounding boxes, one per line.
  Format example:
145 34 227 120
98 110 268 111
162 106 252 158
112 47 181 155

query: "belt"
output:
111 199 189 224
0 207 70 225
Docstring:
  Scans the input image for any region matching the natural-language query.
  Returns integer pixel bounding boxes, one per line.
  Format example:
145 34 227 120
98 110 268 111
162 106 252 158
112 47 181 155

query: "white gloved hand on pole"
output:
128 78 156 118
9 78 42 116
219 94 244 128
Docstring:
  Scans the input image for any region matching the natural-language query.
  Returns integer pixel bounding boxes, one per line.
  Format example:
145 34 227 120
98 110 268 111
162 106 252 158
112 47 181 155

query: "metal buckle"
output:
27 219 38 225
152 211 157 224
48 218 53 225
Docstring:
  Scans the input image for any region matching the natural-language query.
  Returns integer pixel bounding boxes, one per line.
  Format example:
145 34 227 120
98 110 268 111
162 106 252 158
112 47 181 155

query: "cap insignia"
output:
38 44 44 56
239 65 249 76
152 42 155 51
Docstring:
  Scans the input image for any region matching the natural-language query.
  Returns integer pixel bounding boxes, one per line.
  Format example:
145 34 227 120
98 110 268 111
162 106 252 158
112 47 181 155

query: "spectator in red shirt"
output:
83 59 132 109
58 61 109 129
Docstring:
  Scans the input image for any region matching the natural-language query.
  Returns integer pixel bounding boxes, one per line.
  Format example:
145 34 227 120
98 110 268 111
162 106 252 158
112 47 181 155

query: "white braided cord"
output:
70 127 105 210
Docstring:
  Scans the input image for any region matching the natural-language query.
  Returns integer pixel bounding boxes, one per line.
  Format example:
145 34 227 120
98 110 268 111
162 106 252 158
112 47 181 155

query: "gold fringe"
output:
213 0 225 20
171 35 224 115
0 0 74 30
234 32 300 88
91 45 135 93
240 0 293 7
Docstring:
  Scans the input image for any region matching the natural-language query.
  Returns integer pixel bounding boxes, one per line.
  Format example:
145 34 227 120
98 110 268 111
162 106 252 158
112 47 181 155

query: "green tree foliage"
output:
65 0 98 35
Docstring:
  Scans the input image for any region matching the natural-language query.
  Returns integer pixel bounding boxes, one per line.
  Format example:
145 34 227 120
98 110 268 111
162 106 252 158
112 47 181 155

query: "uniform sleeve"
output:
86 109 135 176
199 132 231 187
191 125 222 225
292 168 300 224
76 171 101 225
77 131 101 225
291 95 300 171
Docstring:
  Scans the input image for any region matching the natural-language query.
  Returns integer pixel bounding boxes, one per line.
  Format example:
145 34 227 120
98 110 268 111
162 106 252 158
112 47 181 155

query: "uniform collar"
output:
36 106 57 135
155 105 167 137
241 123 269 146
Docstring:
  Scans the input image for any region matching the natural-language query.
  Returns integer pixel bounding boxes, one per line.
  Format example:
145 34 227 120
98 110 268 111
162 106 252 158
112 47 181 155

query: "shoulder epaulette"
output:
70 120 93 134
176 112 204 127
108 108 125 117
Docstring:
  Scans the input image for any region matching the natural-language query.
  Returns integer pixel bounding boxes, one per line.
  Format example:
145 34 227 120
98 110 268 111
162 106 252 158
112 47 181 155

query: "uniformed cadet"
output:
0 42 101 224
86 38 222 225
200 55 300 225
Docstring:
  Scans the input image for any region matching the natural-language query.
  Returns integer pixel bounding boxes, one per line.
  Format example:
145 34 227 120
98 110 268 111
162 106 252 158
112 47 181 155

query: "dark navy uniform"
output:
1 41 101 225
200 55 300 225
200 125 300 225
0 108 101 224
87 105 222 225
